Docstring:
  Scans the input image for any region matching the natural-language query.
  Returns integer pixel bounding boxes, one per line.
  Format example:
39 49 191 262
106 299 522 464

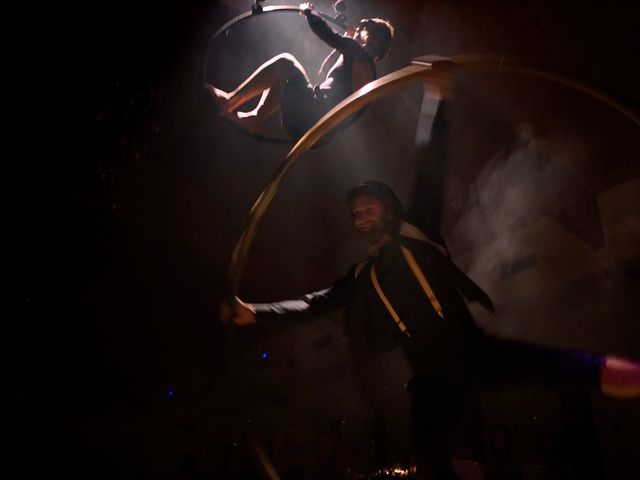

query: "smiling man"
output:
350 189 400 252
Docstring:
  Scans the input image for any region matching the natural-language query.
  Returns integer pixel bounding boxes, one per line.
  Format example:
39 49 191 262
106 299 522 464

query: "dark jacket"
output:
254 230 494 376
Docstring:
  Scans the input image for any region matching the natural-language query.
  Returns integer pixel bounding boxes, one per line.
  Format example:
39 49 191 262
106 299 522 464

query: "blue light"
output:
261 352 268 360
167 388 174 397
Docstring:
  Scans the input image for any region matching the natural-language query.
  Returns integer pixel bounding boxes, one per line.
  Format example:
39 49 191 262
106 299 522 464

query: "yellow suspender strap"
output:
370 264 410 336
369 245 444 336
400 246 444 319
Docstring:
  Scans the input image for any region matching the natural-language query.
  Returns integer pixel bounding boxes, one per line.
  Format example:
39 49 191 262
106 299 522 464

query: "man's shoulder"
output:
339 37 372 60
398 223 449 258
347 258 370 279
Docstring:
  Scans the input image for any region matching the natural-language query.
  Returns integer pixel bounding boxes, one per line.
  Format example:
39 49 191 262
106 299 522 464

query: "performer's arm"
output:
407 99 449 252
302 8 363 57
253 278 352 315
318 25 357 76
318 49 339 76
222 265 356 326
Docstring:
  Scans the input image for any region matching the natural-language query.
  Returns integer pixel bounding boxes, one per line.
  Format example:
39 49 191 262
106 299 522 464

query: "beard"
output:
356 215 395 244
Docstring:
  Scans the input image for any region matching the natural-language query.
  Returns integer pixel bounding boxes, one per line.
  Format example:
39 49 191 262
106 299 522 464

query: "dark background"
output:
5 0 640 478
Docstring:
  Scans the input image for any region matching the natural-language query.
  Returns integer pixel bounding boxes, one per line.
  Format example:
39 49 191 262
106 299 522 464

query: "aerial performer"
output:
222 95 640 478
206 3 394 140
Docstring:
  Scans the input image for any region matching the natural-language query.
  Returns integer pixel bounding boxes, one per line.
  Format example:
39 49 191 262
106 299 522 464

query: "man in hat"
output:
222 102 640 478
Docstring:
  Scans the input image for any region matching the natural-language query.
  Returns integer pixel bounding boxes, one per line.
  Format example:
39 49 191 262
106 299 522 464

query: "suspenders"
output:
370 245 444 337
370 264 410 336
399 246 444 318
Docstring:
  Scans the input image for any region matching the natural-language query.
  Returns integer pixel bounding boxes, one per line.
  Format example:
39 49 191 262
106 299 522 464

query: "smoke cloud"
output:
454 124 585 294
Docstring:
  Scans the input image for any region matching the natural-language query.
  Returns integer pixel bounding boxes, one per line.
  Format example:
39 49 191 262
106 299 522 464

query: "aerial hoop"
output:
227 55 640 298
203 1 349 145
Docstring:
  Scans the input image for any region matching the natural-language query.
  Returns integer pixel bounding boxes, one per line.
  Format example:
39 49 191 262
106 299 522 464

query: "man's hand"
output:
299 3 313 14
345 25 357 38
220 297 257 327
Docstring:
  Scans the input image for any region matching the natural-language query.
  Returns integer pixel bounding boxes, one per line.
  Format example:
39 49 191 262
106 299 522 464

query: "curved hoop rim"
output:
227 55 640 298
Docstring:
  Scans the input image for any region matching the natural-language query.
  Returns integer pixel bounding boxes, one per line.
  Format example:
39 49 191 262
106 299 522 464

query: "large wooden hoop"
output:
227 56 640 298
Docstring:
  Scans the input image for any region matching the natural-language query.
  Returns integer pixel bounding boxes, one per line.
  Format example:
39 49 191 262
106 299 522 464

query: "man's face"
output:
355 27 370 45
350 194 392 243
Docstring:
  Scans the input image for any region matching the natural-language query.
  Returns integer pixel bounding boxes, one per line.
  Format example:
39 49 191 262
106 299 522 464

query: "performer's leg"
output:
408 376 466 479
206 53 308 134
233 84 284 133
205 84 278 133
204 83 231 112
600 355 640 398
211 53 308 114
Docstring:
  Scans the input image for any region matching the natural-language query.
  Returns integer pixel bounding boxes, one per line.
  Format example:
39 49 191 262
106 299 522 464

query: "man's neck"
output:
363 44 376 59
367 233 393 257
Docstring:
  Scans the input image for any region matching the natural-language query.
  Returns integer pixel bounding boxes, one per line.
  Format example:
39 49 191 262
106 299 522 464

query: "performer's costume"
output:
253 102 602 478
281 11 376 139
